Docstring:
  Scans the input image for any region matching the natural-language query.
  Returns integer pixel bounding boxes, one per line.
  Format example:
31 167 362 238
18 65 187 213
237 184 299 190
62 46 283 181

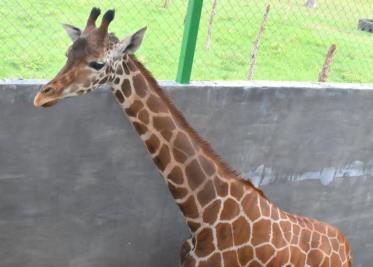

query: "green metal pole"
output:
176 0 203 84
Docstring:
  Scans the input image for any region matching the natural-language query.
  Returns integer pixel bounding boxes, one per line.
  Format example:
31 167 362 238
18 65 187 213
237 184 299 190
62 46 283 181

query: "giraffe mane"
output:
129 55 267 199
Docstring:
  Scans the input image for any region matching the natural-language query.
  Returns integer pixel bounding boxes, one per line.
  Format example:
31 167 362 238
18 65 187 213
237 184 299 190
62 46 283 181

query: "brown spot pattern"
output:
259 197 270 217
167 166 184 185
198 253 221 267
232 216 251 246
127 60 137 72
199 155 215 176
271 206 280 221
223 250 240 267
237 246 254 266
122 62 130 74
203 199 221 225
183 256 196 267
132 122 147 135
168 182 188 199
153 116 176 131
196 180 216 207
220 198 240 221
161 130 173 141
251 219 271 246
145 134 160 154
116 66 123 75
174 132 195 156
272 223 287 248
195 228 215 257
147 94 168 113
121 79 131 97
188 221 201 232
173 148 188 163
125 100 143 117
179 196 199 219
268 247 290 266
311 231 321 249
256 244 275 264
213 176 228 197
242 194 261 221
315 222 326 235
115 90 124 103
216 223 233 250
247 260 261 267
321 236 332 255
307 249 324 266
230 181 244 200
331 252 342 266
138 109 149 124
300 229 311 252
185 159 207 190
153 144 170 172
133 74 147 98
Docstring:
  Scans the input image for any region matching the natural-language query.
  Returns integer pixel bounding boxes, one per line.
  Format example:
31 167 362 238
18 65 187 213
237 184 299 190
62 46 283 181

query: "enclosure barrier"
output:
1 80 373 266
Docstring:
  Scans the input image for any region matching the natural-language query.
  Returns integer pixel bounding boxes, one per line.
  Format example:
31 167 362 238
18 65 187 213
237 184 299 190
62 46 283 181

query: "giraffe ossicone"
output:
33 7 352 267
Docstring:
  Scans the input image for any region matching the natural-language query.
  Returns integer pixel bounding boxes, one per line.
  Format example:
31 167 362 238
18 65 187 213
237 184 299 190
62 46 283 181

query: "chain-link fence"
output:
0 0 372 83
0 0 186 80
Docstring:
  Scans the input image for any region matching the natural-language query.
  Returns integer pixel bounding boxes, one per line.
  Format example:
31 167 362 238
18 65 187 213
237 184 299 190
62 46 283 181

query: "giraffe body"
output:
111 56 352 267
33 8 352 267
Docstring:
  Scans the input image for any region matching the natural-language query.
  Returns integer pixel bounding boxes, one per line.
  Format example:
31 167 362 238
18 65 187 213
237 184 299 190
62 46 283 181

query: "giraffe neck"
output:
110 55 261 233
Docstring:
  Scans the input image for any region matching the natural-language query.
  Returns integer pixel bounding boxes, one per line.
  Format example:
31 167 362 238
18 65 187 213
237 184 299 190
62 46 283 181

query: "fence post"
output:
176 0 203 84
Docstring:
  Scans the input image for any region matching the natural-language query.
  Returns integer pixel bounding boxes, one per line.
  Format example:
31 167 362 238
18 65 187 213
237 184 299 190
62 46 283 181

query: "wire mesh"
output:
0 0 372 83
194 0 373 82
0 0 186 80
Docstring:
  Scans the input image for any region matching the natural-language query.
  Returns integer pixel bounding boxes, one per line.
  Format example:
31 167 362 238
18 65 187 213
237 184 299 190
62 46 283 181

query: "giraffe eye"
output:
42 87 53 95
88 61 105 70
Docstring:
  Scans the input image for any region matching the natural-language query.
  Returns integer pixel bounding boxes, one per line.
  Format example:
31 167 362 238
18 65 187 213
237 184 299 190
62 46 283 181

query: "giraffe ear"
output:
121 27 147 54
62 23 82 42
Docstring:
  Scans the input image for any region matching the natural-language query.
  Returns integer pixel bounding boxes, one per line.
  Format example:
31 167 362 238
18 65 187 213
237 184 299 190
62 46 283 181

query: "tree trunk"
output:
247 4 271 80
206 0 218 49
318 44 337 82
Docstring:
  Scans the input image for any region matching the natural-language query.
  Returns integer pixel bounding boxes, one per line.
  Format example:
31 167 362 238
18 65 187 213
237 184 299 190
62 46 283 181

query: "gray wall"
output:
1 81 373 267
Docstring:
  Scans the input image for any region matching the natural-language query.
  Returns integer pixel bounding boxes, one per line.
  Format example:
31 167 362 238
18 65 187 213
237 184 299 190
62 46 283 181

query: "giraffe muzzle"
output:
33 92 59 108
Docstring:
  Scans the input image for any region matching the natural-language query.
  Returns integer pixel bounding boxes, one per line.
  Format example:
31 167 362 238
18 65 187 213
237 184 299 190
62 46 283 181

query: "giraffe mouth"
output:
41 100 58 108
33 92 59 108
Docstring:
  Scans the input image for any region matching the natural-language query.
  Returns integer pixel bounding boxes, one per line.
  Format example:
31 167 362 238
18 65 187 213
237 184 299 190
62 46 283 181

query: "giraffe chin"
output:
41 100 58 108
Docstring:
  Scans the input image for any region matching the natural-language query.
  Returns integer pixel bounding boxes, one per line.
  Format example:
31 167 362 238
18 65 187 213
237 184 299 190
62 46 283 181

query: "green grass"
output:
0 0 372 83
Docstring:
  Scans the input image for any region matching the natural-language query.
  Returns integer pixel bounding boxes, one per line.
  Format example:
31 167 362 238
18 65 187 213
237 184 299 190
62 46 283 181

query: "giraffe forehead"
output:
67 34 110 64
69 38 89 58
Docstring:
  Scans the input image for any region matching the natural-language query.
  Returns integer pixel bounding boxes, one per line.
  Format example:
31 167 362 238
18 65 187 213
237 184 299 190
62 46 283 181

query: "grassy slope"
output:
0 0 372 82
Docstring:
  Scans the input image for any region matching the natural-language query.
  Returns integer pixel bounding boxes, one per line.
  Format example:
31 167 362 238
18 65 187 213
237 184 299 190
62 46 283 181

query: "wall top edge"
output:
1 79 373 91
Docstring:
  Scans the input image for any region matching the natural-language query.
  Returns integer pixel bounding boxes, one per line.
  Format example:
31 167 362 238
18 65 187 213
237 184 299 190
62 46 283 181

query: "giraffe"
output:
33 8 352 267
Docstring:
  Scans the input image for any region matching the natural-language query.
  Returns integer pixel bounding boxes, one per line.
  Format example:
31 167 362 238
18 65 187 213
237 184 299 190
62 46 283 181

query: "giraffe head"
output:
33 7 146 108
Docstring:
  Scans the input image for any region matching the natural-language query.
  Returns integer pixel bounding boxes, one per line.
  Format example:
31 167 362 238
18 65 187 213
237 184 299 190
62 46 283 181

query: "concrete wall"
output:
1 80 373 267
